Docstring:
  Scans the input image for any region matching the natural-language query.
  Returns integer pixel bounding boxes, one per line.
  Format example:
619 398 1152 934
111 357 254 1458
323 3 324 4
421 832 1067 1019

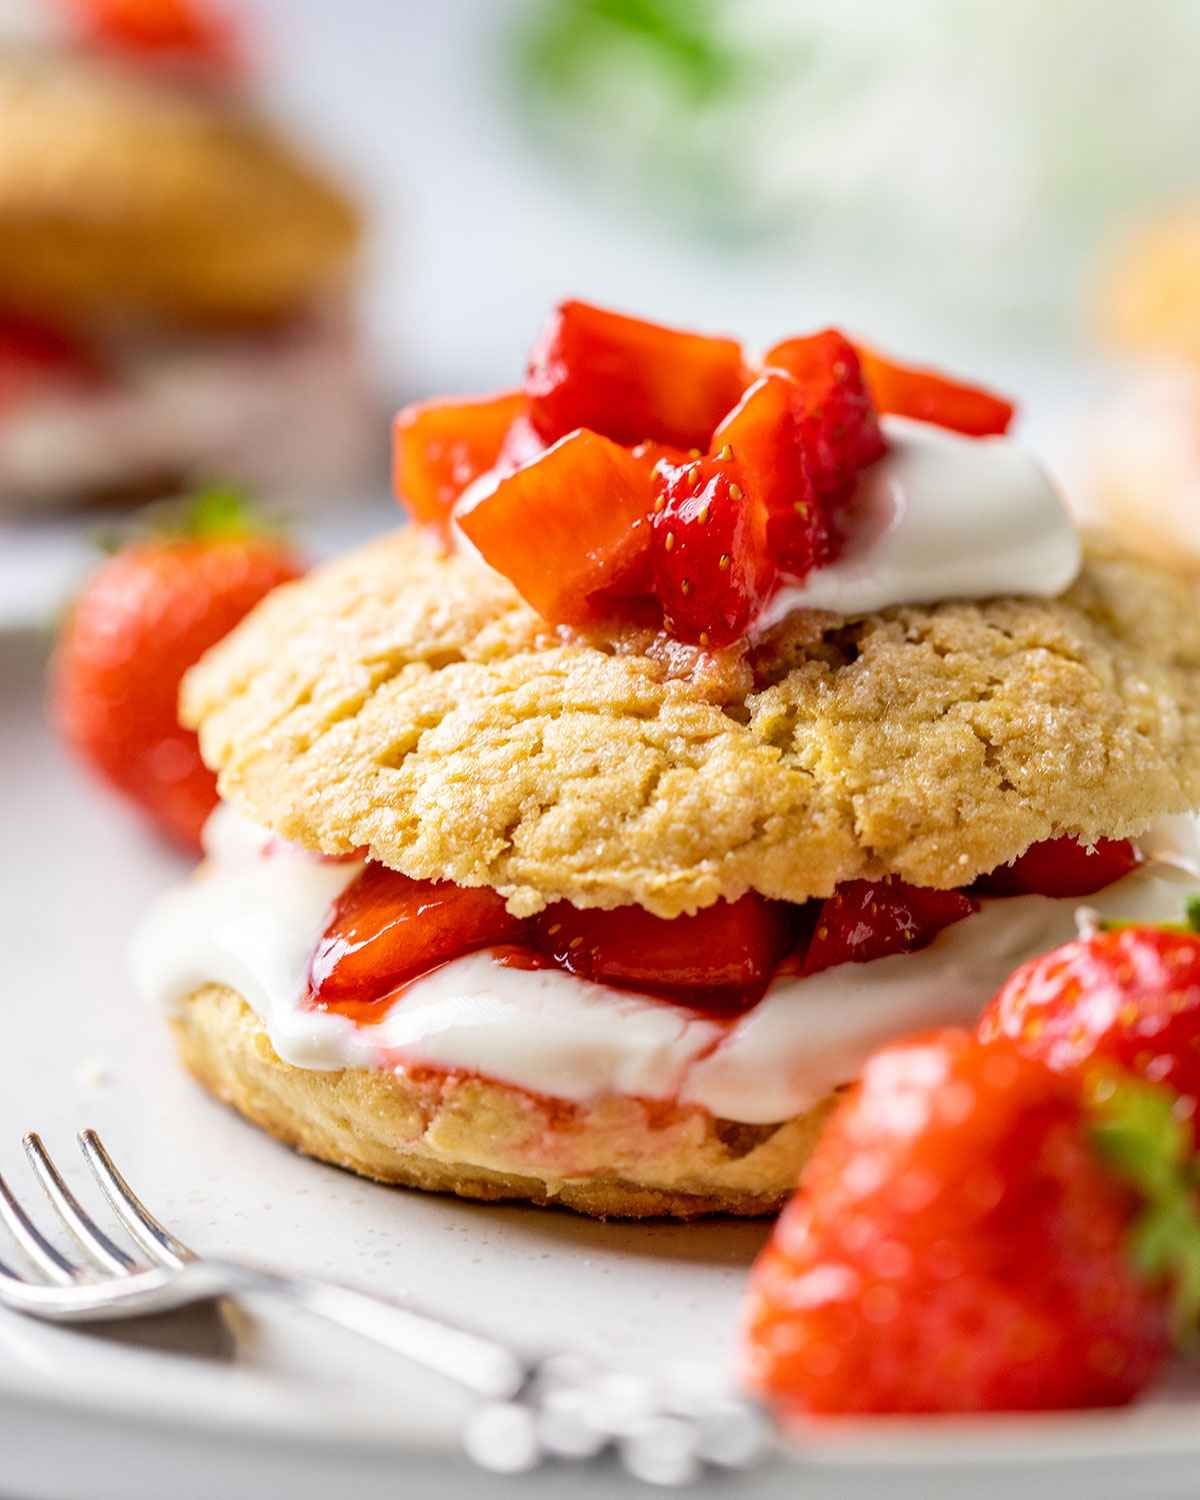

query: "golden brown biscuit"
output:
173 984 833 1217
182 528 1200 918
0 49 359 325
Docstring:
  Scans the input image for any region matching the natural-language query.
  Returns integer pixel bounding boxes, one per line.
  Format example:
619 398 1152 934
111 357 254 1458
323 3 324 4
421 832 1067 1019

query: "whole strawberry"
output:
979 917 1200 1118
742 1029 1200 1418
52 491 302 852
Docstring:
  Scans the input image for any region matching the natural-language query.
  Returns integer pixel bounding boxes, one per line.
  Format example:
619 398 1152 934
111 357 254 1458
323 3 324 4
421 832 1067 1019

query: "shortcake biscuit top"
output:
182 529 1200 918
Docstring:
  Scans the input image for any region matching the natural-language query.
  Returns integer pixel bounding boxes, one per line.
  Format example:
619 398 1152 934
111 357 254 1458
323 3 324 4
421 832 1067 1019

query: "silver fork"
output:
0 1129 526 1394
0 1131 773 1485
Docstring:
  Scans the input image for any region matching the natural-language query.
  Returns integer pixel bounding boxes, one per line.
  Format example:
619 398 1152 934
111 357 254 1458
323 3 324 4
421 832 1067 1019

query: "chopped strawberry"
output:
978 837 1139 898
856 345 1015 436
52 491 301 853
493 409 548 472
743 1031 1177 1416
393 391 526 529
55 0 239 71
310 865 524 1014
458 428 655 626
650 451 772 647
979 922 1200 1117
803 879 977 975
533 893 795 1014
630 438 692 474
712 372 828 578
763 330 885 503
0 311 103 412
526 300 746 451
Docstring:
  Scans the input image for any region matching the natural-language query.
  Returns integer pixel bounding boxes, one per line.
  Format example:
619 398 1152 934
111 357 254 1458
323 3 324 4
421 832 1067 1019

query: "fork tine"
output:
0 1171 78 1284
78 1130 193 1269
22 1134 135 1275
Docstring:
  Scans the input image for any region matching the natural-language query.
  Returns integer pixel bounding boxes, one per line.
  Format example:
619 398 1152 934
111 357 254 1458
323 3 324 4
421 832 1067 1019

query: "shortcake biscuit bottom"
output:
172 984 835 1219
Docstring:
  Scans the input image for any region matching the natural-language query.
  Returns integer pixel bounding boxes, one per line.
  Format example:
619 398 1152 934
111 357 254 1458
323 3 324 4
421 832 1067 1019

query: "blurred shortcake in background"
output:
0 0 378 511
1088 213 1200 572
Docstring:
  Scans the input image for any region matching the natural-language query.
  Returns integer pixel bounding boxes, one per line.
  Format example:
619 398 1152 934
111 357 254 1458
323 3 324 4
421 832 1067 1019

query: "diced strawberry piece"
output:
457 428 656 625
978 837 1139 899
712 372 829 579
763 330 885 503
52 496 301 854
533 893 795 1014
493 409 547 471
712 373 810 513
856 345 1015 436
310 865 524 1012
630 438 692 474
651 451 773 648
526 300 746 450
803 879 978 976
393 391 526 529
55 0 239 71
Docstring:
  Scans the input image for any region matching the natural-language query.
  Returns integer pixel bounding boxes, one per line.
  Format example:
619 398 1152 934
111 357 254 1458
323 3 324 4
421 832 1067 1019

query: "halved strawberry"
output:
651 451 773 647
803 880 978 976
533 893 795 1014
856 345 1015 436
977 837 1139 899
763 330 885 502
457 428 655 625
712 372 828 579
310 864 524 1013
393 390 526 529
526 300 746 450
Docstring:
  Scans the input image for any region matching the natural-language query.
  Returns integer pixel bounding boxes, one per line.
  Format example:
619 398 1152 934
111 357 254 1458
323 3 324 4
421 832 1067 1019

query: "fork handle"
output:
205 1259 528 1399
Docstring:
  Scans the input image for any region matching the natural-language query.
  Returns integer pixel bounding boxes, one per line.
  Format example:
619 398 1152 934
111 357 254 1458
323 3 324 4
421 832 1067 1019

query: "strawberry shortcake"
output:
1087 211 1200 572
135 302 1200 1217
0 36 372 510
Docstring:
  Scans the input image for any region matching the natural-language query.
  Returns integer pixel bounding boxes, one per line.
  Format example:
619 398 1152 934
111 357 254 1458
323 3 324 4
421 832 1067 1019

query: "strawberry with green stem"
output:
743 1028 1200 1417
52 487 302 853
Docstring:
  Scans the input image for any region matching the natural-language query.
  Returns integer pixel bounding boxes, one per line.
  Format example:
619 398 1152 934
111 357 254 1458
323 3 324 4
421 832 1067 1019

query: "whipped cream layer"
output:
753 415 1080 633
133 807 1200 1126
456 413 1081 634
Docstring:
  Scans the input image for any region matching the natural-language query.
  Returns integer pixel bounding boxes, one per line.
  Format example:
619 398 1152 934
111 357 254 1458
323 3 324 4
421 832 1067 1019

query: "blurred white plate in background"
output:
0 494 394 633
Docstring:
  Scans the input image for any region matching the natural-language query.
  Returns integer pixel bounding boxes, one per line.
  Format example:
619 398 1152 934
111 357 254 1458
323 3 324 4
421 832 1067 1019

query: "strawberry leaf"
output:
1087 1066 1200 1347
182 483 260 540
1102 895 1200 938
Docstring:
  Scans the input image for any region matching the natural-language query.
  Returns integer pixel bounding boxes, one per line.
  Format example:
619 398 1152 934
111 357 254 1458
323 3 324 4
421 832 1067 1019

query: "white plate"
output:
3 627 1200 1500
